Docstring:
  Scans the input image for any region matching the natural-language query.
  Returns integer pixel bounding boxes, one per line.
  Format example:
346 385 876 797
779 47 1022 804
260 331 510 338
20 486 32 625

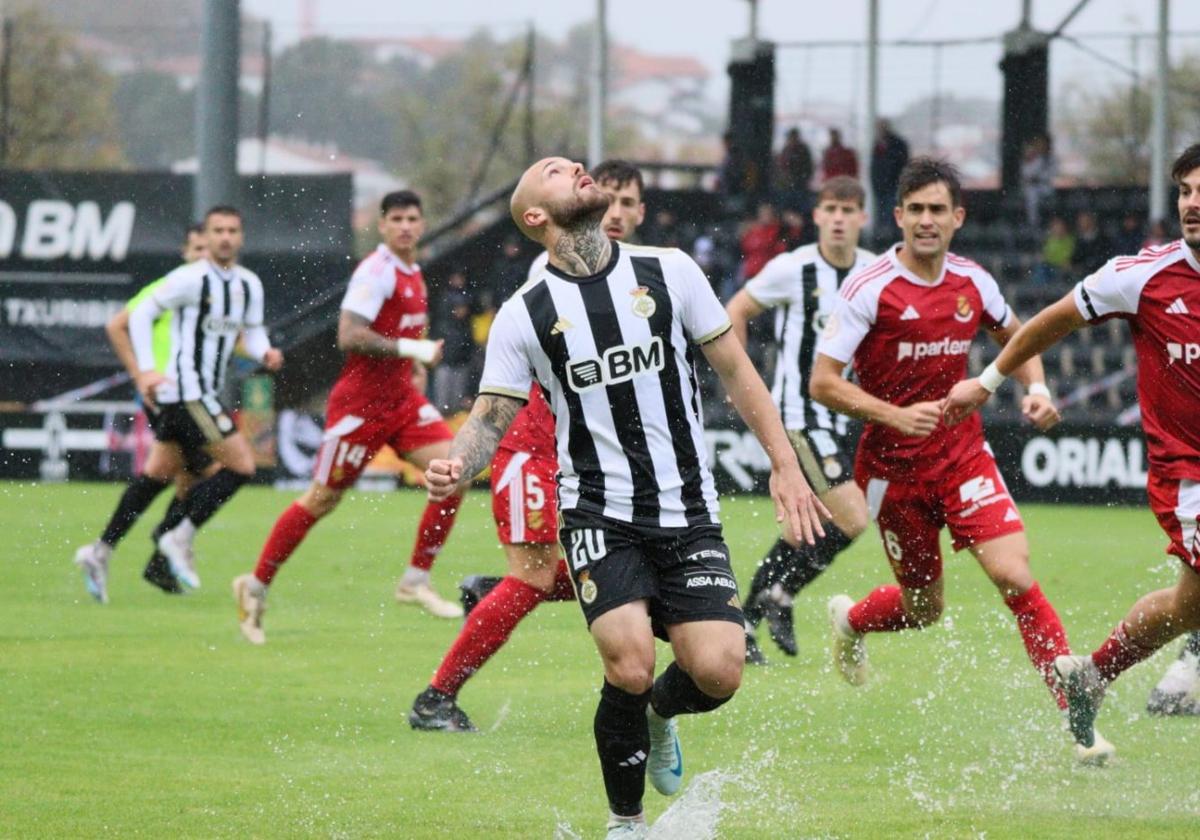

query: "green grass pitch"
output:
3 481 1198 838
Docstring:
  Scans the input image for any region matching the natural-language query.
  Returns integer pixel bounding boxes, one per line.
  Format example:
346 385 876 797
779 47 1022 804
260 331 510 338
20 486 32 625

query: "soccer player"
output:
726 176 875 661
424 156 827 839
810 158 1112 763
409 160 647 731
943 143 1200 754
124 206 283 593
73 224 213 601
231 190 465 644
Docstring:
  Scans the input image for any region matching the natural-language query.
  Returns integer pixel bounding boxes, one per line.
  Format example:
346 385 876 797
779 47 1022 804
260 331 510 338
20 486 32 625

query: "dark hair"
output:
896 156 963 207
816 176 866 208
186 222 205 237
592 159 644 197
204 205 242 223
1171 143 1200 183
380 190 422 216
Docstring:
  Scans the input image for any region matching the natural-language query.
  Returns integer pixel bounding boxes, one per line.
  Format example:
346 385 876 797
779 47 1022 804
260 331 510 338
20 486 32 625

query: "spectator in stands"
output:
739 202 786 286
1113 212 1145 255
870 118 909 231
821 128 859 180
431 270 476 414
779 207 807 251
492 236 528 304
1144 218 1170 248
1020 134 1056 230
1032 216 1075 284
774 127 814 212
1072 210 1111 277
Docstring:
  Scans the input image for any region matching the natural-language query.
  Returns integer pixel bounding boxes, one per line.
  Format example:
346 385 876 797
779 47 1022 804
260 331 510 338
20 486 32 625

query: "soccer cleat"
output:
1054 654 1106 749
1146 652 1200 715
646 706 684 796
73 541 111 604
408 687 478 732
744 628 768 666
157 529 200 589
604 816 648 839
232 574 267 645
142 551 184 595
395 580 464 619
458 574 503 616
1075 726 1116 767
829 594 869 686
761 594 798 656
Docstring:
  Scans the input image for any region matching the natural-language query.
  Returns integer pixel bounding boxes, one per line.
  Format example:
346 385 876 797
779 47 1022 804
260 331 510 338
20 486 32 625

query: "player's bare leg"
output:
158 432 256 589
394 440 465 618
746 481 868 661
74 440 190 604
410 543 572 731
829 575 942 687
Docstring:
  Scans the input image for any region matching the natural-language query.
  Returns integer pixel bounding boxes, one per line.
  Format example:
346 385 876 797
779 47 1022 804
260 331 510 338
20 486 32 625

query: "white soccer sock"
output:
173 518 197 544
401 567 430 587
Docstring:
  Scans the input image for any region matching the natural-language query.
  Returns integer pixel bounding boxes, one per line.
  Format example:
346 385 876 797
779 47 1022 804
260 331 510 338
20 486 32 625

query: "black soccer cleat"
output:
408 687 478 733
142 550 184 595
761 597 798 656
458 575 503 616
745 630 768 666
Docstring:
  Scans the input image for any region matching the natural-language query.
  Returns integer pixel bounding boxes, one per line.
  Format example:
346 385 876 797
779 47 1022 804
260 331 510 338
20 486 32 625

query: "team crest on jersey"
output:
823 456 843 480
954 294 974 323
630 286 657 318
822 312 840 340
216 413 234 434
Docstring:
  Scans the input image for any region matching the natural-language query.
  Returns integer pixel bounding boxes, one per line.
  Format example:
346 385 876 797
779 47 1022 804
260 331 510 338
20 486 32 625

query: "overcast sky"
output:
243 0 1200 142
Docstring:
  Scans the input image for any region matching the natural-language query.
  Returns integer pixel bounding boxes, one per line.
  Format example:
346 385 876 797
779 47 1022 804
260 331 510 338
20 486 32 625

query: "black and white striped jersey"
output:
130 259 270 406
481 241 729 529
743 244 875 432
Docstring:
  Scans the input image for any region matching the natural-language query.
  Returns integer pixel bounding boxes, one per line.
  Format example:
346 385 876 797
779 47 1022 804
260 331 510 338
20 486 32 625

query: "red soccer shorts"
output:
490 448 558 545
313 394 453 490
857 445 1025 589
1147 473 1200 571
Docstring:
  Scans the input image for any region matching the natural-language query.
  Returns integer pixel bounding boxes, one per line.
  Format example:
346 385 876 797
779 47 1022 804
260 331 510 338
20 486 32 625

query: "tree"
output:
112 71 195 168
0 9 124 169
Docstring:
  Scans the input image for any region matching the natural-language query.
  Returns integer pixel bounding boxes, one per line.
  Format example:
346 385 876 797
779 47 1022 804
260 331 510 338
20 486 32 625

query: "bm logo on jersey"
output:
567 337 665 393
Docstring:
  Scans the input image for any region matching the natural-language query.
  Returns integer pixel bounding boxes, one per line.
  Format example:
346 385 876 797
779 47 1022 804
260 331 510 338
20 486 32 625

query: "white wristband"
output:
1027 382 1052 399
397 338 438 364
978 362 1007 394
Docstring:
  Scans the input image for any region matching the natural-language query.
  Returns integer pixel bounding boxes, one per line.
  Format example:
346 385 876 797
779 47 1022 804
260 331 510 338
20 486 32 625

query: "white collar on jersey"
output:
204 258 240 280
887 243 947 287
376 243 420 275
1180 238 1200 276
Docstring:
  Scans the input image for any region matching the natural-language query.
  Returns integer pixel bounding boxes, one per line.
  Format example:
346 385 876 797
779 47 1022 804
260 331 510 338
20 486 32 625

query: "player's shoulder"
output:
944 251 996 284
620 242 680 258
770 243 817 269
839 251 896 302
165 260 204 282
351 246 395 283
235 264 264 287
853 247 877 265
1110 239 1188 279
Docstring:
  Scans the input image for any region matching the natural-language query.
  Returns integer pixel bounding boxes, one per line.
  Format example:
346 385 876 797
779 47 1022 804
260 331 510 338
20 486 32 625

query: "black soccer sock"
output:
184 469 249 528
743 539 802 625
152 496 189 541
1185 631 1200 658
99 476 170 547
594 681 651 818
650 662 731 719
780 525 855 597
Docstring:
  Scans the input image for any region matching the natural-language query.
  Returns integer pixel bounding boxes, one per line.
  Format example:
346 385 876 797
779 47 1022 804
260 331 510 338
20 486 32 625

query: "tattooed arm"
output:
337 311 444 363
424 393 524 501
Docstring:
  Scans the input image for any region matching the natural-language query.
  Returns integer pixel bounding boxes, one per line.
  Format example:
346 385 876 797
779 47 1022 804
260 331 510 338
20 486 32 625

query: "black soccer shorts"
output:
560 509 745 639
787 425 857 496
147 398 232 475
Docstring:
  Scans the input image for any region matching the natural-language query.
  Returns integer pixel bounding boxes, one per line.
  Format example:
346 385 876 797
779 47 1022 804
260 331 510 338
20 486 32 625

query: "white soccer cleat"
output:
604 815 648 839
1146 652 1200 716
395 580 464 618
1055 654 1107 750
232 574 267 645
829 594 869 686
74 541 111 604
1075 726 1116 767
158 529 200 590
646 707 684 796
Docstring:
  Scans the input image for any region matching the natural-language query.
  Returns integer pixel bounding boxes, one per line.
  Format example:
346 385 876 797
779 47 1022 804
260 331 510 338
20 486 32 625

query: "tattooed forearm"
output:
450 394 523 480
552 225 612 276
337 311 399 357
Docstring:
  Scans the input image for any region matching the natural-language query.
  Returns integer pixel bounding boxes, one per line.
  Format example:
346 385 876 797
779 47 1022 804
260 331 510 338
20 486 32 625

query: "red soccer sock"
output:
253 502 318 586
1092 621 1160 683
1004 582 1070 709
546 559 576 602
848 585 914 633
430 576 546 696
409 494 463 571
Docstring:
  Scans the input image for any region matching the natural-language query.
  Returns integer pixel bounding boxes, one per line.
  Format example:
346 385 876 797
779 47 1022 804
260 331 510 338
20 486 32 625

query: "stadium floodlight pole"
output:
1149 0 1170 224
864 0 879 227
587 0 607 168
195 0 241 220
257 20 272 176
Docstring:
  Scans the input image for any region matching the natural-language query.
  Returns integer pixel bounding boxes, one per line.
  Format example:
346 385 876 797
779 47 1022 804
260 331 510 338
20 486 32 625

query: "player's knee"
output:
299 485 341 517
605 659 655 695
904 591 943 627
683 647 744 699
839 508 871 540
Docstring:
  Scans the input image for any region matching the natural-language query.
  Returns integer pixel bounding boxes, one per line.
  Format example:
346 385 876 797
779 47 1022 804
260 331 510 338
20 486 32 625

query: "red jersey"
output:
327 245 428 418
817 245 1013 481
497 385 556 460
1072 240 1200 481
